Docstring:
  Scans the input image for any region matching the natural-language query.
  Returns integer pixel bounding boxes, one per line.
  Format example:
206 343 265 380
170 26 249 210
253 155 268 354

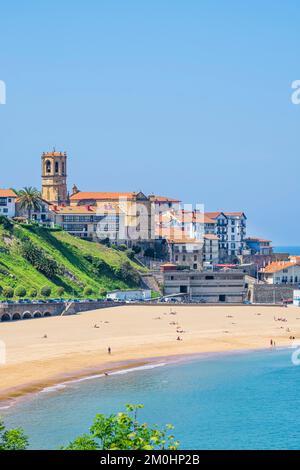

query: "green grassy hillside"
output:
0 218 146 299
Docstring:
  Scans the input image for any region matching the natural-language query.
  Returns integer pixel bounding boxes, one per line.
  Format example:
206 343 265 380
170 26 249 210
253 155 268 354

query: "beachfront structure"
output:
205 211 247 259
106 289 151 301
41 150 68 205
0 189 17 218
245 237 273 255
163 269 246 303
259 261 300 285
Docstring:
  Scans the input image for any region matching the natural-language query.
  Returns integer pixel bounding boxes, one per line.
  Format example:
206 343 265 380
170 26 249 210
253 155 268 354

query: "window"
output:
3 208 8 213
55 161 59 173
0 198 7 206
62 162 65 175
193 264 197 270
194 255 197 261
45 160 51 173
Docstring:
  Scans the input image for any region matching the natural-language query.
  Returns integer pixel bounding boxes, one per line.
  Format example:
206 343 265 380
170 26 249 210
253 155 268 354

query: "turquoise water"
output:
274 246 300 255
2 348 300 450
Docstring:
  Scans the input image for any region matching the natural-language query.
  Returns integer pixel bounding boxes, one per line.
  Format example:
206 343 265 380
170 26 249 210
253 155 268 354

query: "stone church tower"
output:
41 150 68 205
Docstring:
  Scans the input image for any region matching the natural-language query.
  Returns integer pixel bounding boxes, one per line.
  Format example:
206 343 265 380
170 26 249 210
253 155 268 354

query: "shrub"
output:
19 239 61 279
118 244 127 251
0 216 13 230
83 286 93 296
56 287 65 297
41 286 51 297
3 286 14 298
114 261 140 286
125 249 135 260
15 286 26 298
99 287 107 297
28 288 37 298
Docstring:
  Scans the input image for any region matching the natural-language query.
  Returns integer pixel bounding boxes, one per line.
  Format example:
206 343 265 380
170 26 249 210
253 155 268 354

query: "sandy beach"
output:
0 304 299 402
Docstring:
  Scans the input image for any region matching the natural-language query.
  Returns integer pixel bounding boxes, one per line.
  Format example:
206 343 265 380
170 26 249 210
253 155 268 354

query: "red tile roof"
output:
149 195 180 203
204 234 219 240
0 189 17 198
70 192 142 201
260 261 300 274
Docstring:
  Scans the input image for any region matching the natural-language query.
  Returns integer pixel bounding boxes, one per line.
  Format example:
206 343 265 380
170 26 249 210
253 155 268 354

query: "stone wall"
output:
249 284 297 304
0 300 123 322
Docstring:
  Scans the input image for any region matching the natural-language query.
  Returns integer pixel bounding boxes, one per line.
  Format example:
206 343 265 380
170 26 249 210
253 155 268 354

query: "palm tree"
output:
17 187 42 222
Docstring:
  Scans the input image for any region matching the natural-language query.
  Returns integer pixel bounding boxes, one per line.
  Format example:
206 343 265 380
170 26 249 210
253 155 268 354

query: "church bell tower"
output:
41 150 68 205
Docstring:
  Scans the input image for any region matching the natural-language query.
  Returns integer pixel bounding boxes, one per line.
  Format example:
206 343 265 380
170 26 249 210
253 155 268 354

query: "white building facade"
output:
0 189 17 218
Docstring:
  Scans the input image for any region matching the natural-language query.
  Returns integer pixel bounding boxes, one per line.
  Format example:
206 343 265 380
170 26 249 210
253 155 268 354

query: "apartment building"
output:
161 228 203 270
203 234 219 264
69 191 154 243
205 211 247 259
51 203 121 241
149 195 180 213
0 189 17 217
245 237 273 255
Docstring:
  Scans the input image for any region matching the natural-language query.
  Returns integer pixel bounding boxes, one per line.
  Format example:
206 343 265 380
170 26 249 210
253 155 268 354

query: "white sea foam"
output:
39 362 166 395
40 384 67 393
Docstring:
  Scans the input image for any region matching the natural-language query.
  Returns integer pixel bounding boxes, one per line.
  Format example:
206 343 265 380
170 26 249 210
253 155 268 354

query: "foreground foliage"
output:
63 404 179 450
0 405 179 450
0 420 28 450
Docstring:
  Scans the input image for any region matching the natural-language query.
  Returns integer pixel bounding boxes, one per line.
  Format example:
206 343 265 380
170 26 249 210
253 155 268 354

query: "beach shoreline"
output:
0 304 299 405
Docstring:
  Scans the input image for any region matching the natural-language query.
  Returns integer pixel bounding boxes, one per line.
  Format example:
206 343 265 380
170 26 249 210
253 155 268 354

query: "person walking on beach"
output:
270 339 273 347
108 346 111 355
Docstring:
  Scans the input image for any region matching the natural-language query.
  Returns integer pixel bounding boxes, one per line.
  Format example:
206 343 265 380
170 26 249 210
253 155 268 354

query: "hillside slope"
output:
0 218 146 299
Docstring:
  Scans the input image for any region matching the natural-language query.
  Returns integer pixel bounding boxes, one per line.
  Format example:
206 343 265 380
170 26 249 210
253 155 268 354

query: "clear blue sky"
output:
0 0 299 244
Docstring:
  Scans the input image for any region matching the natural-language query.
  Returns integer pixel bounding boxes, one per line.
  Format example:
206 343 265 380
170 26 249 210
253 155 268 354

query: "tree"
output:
41 285 51 297
99 287 107 297
2 286 14 298
17 187 42 221
28 288 37 298
63 404 179 450
15 286 26 298
0 420 28 450
83 286 93 296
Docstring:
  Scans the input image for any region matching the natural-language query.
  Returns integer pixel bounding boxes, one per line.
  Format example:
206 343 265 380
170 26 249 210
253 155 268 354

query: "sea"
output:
2 348 300 450
274 246 300 256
